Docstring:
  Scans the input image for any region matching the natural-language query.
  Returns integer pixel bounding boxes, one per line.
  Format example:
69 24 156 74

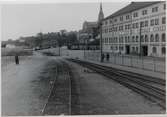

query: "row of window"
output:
110 46 166 55
152 47 166 54
103 33 166 43
103 4 166 25
103 17 166 33
110 45 124 51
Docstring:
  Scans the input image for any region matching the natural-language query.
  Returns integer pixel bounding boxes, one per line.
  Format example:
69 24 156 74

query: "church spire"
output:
98 3 104 23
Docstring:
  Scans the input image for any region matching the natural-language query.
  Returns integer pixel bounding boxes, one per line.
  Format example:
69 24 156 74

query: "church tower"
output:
98 3 104 23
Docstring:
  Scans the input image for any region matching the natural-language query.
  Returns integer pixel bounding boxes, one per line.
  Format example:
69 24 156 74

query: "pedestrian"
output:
106 53 110 61
15 55 19 65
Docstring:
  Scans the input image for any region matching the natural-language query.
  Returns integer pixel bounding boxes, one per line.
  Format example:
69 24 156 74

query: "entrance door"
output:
142 46 148 56
126 45 130 54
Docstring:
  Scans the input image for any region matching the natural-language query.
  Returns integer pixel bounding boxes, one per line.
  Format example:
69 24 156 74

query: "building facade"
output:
78 3 104 44
78 21 98 44
102 1 166 57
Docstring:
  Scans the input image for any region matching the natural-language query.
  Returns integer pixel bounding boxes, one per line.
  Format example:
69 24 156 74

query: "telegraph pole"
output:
139 22 142 57
100 21 103 62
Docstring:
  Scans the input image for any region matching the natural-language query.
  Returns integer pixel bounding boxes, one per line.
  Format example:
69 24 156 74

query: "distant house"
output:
6 44 16 48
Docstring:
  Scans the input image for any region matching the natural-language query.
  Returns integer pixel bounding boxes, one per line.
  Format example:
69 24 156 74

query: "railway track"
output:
42 60 72 115
67 58 166 109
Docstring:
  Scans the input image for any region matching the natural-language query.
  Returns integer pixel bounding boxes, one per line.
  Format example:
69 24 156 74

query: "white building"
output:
102 1 166 57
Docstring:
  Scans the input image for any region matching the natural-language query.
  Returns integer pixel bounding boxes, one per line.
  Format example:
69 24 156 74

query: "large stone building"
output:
78 21 98 44
102 1 166 57
78 3 104 44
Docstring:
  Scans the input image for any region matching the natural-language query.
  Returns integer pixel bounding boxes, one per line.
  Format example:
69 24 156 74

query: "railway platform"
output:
79 58 165 80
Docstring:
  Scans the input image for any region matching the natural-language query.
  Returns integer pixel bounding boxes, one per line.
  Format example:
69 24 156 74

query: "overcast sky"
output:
2 2 132 41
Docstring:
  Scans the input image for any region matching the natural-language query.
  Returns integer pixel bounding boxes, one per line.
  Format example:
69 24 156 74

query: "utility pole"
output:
100 21 103 62
139 22 142 57
98 3 104 62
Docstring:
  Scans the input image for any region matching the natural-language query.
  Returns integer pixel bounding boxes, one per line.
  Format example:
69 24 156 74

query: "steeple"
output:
98 3 104 23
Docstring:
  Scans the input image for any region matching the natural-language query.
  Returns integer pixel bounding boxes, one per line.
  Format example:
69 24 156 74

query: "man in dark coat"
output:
106 53 110 61
15 55 19 65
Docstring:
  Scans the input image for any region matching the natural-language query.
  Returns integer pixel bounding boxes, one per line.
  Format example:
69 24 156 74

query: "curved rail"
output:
67 58 166 109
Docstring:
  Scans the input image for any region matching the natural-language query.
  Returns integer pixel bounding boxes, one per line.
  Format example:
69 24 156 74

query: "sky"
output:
4 0 161 41
1 1 132 41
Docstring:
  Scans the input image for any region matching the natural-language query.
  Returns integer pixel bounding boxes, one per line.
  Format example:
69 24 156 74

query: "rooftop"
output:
104 1 164 20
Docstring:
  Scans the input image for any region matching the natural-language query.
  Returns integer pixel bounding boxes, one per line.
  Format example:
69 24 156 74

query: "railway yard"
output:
1 52 166 115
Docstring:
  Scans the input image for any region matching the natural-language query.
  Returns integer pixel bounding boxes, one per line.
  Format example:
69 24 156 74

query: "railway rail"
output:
42 60 72 115
67 58 166 109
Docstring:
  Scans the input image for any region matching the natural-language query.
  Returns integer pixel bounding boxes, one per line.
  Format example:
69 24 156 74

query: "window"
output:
132 23 135 28
132 36 135 42
162 33 166 42
145 20 148 27
119 46 124 51
120 16 123 21
136 23 139 28
125 24 130 30
125 25 128 30
142 10 147 15
110 20 112 24
115 46 118 50
132 47 135 52
121 37 124 43
136 47 138 52
145 35 148 42
162 17 166 24
102 38 105 43
126 15 130 20
110 46 112 50
133 12 138 17
162 47 166 54
164 4 166 10
152 7 158 12
136 36 138 42
119 25 123 31
105 38 107 43
150 19 154 26
114 18 117 22
155 19 159 25
115 27 118 31
115 37 118 43
125 36 127 43
105 21 108 25
128 24 131 29
140 21 144 27
152 47 157 53
141 35 144 42
155 34 159 42
119 37 121 43
127 36 130 42
109 38 111 43
119 37 123 43
109 28 112 32
150 34 154 42
133 23 138 28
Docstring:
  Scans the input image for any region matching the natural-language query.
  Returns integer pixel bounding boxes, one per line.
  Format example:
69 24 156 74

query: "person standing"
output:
15 55 19 65
106 53 110 62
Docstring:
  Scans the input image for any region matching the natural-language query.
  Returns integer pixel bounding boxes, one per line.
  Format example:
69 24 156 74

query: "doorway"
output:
126 45 130 54
142 46 148 56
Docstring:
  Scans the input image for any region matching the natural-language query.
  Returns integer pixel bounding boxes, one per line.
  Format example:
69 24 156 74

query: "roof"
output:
104 1 164 20
83 21 98 26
